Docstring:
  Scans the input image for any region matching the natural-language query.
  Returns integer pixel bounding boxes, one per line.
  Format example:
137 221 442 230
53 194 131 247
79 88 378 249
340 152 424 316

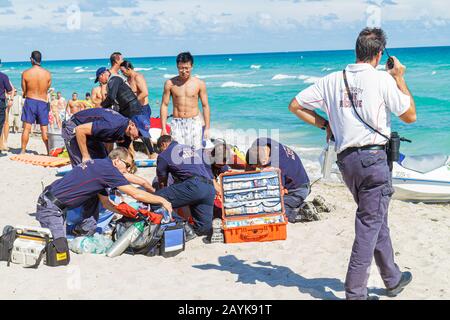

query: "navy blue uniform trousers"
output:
155 177 216 236
337 148 402 300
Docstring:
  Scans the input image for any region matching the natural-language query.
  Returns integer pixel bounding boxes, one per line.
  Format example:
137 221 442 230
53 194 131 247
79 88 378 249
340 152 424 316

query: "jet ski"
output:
392 154 450 203
320 143 450 203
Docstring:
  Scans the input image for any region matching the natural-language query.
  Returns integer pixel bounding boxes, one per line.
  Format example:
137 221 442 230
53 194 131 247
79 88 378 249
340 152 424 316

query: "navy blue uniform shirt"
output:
157 141 212 182
50 158 129 209
71 108 131 147
0 72 12 101
200 149 230 180
251 138 310 190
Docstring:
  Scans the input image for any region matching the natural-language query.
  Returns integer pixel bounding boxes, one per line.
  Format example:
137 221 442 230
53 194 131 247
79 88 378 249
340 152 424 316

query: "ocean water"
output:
2 47 449 175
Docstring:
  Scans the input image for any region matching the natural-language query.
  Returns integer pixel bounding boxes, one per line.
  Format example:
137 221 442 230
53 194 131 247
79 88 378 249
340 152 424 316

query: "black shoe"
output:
184 223 197 242
386 271 412 297
70 224 90 237
367 295 380 300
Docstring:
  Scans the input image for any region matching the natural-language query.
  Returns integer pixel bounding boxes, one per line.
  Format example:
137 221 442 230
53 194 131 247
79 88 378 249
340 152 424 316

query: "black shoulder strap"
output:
24 235 49 269
342 70 390 141
6 230 18 267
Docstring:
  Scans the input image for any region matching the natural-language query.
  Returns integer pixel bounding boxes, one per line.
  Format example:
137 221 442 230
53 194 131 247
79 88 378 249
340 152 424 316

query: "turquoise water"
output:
2 47 449 161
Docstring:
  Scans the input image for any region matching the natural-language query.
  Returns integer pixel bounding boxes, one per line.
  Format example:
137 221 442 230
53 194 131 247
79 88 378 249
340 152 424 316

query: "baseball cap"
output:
95 67 108 83
131 113 150 138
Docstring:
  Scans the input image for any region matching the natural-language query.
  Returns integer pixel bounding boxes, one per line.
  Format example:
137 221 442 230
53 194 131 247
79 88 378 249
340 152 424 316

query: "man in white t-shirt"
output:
289 28 416 300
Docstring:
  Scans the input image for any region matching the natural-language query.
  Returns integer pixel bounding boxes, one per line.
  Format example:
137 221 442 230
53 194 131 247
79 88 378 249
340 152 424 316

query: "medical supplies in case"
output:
220 170 287 243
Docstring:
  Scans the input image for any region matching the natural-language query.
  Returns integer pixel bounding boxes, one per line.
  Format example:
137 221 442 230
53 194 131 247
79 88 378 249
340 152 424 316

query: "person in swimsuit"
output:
160 52 211 151
21 50 52 155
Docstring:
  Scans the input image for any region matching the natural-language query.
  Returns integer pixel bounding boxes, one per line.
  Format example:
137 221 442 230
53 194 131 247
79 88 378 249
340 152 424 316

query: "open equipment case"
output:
219 169 288 243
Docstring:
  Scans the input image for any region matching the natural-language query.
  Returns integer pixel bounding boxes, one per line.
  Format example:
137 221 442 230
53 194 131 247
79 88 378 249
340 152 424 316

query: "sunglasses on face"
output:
120 159 133 172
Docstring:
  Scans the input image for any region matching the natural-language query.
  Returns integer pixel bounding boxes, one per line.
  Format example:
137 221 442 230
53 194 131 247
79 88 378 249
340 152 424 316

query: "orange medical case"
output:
219 169 287 243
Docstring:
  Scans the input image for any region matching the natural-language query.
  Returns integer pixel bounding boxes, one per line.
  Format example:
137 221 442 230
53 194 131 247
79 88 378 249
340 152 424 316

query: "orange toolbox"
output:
219 169 287 243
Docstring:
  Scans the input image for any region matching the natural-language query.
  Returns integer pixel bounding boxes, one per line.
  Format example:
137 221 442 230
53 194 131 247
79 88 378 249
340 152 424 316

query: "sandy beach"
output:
0 132 449 300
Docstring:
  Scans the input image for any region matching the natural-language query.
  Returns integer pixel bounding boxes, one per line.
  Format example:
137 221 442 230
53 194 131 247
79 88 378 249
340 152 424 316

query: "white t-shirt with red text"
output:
295 63 411 153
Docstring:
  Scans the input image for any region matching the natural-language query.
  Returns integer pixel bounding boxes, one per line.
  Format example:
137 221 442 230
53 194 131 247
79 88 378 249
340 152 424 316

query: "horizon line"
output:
1 44 449 64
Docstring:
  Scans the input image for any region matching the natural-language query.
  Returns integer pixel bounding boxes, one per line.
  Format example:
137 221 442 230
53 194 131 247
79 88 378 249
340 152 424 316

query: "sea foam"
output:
271 74 320 84
221 82 263 88
272 74 297 80
135 67 153 71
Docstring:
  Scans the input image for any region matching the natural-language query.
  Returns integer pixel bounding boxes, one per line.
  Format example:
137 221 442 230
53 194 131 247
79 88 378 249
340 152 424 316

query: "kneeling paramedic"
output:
246 138 311 223
155 135 216 237
35 147 173 256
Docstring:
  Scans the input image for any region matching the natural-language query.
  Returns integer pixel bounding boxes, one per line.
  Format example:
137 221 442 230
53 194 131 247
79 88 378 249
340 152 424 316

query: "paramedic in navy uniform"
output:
155 135 216 237
61 107 153 235
35 147 172 244
246 138 311 223
289 28 417 300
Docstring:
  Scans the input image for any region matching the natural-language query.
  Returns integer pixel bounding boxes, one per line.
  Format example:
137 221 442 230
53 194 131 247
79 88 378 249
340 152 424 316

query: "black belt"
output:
43 189 67 211
338 144 386 159
187 175 214 186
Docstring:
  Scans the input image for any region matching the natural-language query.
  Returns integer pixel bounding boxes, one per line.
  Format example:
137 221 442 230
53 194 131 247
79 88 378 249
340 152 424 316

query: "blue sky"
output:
0 0 449 62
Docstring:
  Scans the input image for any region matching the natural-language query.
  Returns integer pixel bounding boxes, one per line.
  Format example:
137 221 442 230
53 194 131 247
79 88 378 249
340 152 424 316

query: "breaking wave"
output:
221 81 263 88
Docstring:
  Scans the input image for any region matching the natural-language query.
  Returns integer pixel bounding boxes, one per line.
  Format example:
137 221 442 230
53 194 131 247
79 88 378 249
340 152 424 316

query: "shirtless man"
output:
91 67 108 107
56 91 66 120
66 92 84 116
120 60 149 108
21 50 52 155
50 94 62 129
160 52 211 150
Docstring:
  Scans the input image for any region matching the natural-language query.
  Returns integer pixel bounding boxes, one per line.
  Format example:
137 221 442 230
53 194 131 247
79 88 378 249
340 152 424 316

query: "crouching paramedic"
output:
35 147 172 245
246 138 311 223
62 107 149 165
155 135 216 237
61 107 154 234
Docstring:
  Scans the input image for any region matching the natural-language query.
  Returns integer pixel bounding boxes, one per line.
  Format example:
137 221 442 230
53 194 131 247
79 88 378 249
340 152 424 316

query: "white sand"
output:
0 133 449 300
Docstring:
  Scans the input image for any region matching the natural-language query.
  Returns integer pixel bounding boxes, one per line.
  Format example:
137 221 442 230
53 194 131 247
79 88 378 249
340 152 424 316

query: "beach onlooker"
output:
120 60 157 159
9 89 24 133
49 93 62 130
120 60 149 108
66 92 84 116
290 28 416 300
109 52 124 75
85 92 94 108
0 69 13 154
20 50 52 155
160 52 211 150
91 67 108 107
56 91 66 121
101 66 157 158
245 138 314 223
0 88 15 151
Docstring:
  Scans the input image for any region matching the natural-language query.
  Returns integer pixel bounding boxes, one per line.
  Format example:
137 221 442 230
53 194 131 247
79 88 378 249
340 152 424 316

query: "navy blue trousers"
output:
337 149 402 300
155 177 216 236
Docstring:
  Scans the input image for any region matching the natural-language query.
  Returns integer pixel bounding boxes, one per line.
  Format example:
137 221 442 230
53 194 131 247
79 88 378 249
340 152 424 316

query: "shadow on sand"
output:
193 255 346 300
